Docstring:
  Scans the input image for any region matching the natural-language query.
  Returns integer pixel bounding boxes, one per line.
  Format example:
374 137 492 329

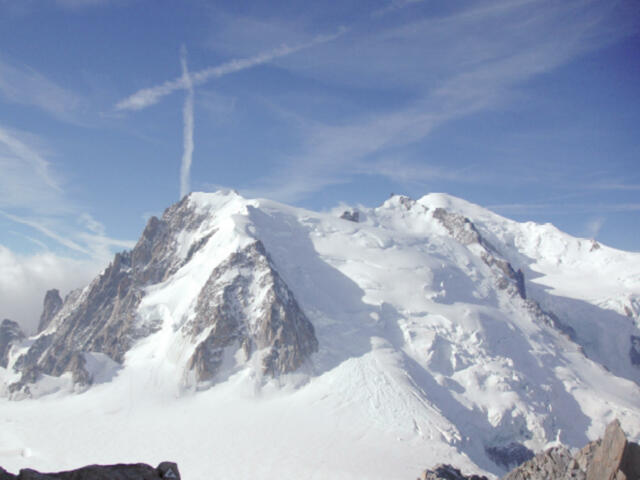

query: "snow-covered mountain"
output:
1 191 639 480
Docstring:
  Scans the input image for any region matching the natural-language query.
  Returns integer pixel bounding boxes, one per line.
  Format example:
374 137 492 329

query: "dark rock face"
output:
8 196 214 393
0 319 25 368
630 335 640 366
485 443 534 470
417 464 488 480
185 240 318 382
340 210 359 222
0 461 180 480
37 289 63 334
432 207 528 300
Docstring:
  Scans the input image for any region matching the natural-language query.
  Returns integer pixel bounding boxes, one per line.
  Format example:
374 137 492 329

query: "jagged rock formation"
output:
37 289 62 334
5 194 318 395
0 319 25 368
432 207 526 300
0 461 180 480
184 240 318 382
503 419 640 480
419 420 640 480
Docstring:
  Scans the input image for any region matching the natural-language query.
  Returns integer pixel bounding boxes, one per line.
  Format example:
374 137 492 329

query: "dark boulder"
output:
0 462 180 480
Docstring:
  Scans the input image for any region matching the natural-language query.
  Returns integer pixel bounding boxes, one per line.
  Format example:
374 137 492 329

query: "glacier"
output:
0 190 639 479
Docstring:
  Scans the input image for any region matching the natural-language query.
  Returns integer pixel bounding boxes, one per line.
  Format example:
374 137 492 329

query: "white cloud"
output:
0 125 70 215
0 125 134 333
0 57 85 122
0 245 106 334
115 28 346 112
243 0 636 201
180 46 195 199
585 217 605 239
0 210 90 255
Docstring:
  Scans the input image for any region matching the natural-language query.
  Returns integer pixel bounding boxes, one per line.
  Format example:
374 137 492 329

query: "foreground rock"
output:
417 464 488 480
0 461 179 480
418 419 640 480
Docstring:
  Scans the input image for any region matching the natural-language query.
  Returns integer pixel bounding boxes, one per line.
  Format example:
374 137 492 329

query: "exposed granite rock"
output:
630 335 640 366
0 319 25 368
501 446 580 480
37 289 63 334
8 196 211 394
586 419 634 480
417 464 488 480
433 208 483 246
0 461 180 480
432 207 528 300
417 419 640 480
501 419 640 480
523 300 577 341
185 240 318 382
340 210 359 222
486 443 534 470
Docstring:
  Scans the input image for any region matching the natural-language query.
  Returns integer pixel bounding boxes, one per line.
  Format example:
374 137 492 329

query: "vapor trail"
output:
180 46 194 199
115 28 346 112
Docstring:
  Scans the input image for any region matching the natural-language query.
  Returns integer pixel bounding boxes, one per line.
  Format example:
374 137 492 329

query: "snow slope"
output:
1 190 639 480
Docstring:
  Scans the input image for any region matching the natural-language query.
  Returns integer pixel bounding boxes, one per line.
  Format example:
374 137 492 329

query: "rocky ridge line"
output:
418 419 640 480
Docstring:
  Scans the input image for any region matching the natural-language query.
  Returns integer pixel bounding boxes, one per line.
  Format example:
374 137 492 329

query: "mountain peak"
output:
1 191 639 479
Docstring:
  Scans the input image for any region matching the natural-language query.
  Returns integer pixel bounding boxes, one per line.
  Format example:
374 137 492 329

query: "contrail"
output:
180 46 195 199
115 28 346 112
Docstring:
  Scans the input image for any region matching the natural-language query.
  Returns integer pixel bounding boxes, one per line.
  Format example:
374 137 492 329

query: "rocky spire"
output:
37 289 63 334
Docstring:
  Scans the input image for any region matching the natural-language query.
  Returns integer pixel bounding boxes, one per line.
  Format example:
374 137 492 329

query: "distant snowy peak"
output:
391 192 640 322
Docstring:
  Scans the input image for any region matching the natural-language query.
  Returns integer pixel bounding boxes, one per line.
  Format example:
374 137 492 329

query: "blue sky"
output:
1 0 639 327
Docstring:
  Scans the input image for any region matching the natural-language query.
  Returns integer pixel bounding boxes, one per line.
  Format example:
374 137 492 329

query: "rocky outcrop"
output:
432 208 484 246
631 335 640 366
418 420 640 480
340 210 359 222
585 419 640 480
37 289 63 334
0 319 25 368
184 240 318 383
485 443 534 470
502 419 640 480
501 445 581 480
417 464 488 480
8 196 214 393
0 461 180 480
432 207 527 300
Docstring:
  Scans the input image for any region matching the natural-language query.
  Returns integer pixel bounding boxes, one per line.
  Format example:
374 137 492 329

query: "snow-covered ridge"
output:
0 190 639 480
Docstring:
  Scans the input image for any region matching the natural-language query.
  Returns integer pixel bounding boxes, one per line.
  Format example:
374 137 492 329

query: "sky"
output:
1 0 639 330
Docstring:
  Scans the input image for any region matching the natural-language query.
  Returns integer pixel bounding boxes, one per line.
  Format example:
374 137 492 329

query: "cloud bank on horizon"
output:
0 0 639 328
